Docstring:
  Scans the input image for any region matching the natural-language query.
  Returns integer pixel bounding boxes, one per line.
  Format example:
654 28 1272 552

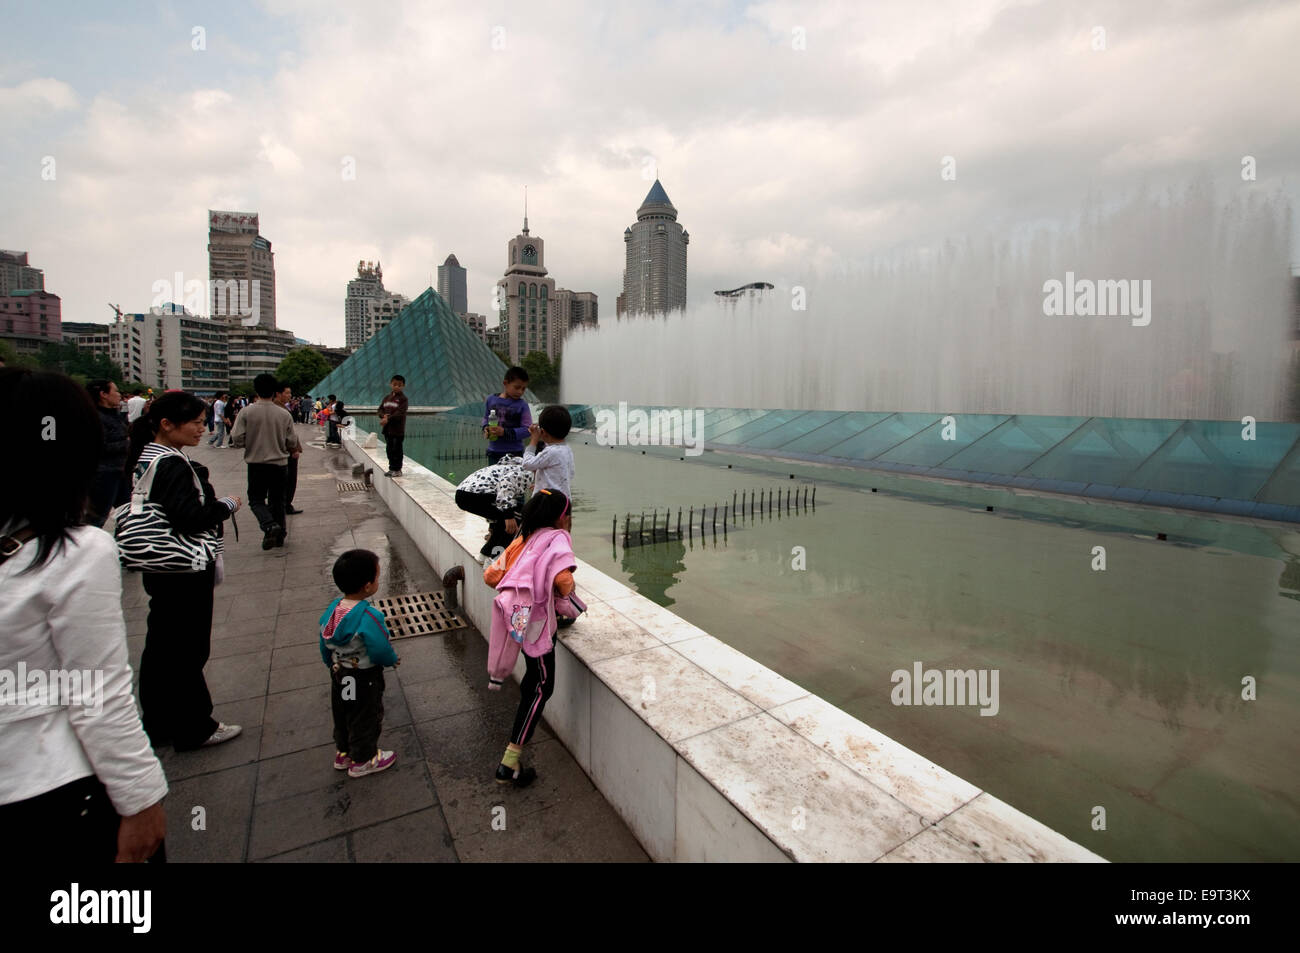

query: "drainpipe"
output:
442 565 465 610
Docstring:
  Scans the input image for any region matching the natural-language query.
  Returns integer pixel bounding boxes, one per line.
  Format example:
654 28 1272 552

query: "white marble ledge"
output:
559 600 662 665
670 635 809 711
875 826 987 863
604 594 709 644
569 560 634 605
677 712 928 863
589 645 761 745
934 792 1107 863
768 694 979 825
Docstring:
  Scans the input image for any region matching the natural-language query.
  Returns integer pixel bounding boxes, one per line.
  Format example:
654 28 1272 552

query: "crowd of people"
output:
0 361 585 861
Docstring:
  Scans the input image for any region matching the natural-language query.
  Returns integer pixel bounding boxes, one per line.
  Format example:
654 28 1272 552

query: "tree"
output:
520 350 558 402
491 349 511 367
275 347 333 396
34 341 125 383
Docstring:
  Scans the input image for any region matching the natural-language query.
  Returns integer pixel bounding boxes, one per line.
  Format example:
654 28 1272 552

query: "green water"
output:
357 414 1300 862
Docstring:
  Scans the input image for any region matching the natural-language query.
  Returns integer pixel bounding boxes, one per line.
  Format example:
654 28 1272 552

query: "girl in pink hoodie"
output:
483 489 576 787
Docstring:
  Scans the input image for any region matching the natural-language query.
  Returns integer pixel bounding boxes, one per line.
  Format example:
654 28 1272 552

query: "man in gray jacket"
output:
230 373 301 549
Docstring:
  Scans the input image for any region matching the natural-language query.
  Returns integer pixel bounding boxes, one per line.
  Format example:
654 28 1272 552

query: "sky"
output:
3 0 1299 348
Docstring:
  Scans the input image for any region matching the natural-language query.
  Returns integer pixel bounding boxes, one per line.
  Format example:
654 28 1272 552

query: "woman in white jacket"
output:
0 368 168 862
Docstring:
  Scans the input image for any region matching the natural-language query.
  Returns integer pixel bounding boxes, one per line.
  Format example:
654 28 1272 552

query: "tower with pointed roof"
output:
618 179 689 317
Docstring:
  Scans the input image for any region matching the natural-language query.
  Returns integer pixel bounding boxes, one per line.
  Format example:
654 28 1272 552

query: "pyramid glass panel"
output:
315 288 533 410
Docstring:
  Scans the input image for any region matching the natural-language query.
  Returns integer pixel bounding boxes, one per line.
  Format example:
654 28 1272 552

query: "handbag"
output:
112 450 221 572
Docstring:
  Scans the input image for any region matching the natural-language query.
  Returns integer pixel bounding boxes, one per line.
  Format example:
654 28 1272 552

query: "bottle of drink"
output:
487 409 499 435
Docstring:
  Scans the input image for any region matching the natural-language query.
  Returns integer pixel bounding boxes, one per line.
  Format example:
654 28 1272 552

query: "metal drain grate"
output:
337 481 368 492
372 591 467 639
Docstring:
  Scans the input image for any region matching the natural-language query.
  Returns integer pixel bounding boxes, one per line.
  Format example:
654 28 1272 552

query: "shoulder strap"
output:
0 526 39 568
133 448 205 513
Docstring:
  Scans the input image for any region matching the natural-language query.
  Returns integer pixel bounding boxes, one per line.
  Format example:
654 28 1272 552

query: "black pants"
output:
0 775 166 863
385 433 404 473
487 450 515 465
455 489 516 557
330 666 385 763
327 419 340 445
284 456 298 507
510 647 555 746
247 462 287 533
141 565 218 750
87 467 128 527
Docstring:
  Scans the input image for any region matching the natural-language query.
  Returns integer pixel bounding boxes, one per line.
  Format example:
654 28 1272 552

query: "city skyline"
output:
3 1 1300 349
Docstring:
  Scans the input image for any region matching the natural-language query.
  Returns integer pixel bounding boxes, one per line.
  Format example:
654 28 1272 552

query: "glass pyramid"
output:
314 288 527 410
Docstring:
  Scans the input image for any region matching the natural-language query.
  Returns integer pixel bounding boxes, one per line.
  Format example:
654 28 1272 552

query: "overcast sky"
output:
3 0 1298 347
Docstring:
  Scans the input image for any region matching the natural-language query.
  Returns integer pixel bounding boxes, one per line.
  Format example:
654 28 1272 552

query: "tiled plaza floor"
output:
121 423 647 862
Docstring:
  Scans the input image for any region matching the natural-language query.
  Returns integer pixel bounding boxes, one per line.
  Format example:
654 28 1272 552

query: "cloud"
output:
0 77 78 115
4 0 1299 347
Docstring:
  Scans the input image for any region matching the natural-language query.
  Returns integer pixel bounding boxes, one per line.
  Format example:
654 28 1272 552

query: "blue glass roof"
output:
529 405 1300 523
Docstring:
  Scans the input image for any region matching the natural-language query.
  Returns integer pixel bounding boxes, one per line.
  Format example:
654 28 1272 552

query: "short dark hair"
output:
504 366 529 384
86 379 114 404
328 394 336 401
333 549 380 594
390 374 405 384
519 489 569 540
253 374 279 398
0 368 102 570
539 405 571 440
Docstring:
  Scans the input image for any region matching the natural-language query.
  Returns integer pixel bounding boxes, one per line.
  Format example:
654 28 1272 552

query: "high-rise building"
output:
108 306 229 392
344 260 409 349
550 288 598 352
437 254 468 315
61 321 113 359
207 210 276 328
222 317 295 386
494 214 595 363
618 179 688 317
0 289 61 354
496 215 556 364
0 249 45 294
461 312 487 341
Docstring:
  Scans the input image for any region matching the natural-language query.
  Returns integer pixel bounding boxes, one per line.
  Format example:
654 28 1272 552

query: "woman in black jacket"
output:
86 379 131 526
126 392 244 751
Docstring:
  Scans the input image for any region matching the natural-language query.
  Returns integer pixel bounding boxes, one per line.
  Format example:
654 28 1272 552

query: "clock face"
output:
522 244 537 261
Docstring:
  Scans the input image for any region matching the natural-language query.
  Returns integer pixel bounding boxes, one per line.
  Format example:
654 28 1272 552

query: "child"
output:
378 374 408 477
320 549 400 778
484 490 575 787
455 456 533 558
482 367 531 465
522 405 574 499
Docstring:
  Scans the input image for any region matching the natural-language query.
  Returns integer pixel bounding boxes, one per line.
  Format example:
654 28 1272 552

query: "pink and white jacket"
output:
486 527 576 686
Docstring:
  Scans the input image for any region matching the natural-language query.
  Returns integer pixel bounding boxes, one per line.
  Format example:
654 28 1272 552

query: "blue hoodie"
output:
319 598 399 669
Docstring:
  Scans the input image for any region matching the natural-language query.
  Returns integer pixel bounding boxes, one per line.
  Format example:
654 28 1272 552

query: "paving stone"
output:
414 708 553 771
248 762 435 860
273 642 325 669
275 609 323 647
455 788 650 863
262 683 335 758
427 737 595 840
258 836 350 863
269 660 329 694
209 631 275 659
278 584 340 614
401 670 517 724
160 722 263 781
350 807 458 863
204 650 271 705
256 727 425 805
164 764 256 862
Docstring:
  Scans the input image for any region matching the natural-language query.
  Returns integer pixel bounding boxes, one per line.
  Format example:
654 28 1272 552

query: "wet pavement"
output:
120 423 647 862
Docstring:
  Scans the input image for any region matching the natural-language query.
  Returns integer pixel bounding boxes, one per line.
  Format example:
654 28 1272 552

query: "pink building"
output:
0 289 63 352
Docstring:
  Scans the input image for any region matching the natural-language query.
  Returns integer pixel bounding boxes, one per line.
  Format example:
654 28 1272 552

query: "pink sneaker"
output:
333 751 352 771
347 749 397 778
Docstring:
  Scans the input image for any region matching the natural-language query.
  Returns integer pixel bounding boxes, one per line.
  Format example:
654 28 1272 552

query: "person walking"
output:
208 392 228 448
229 373 299 549
0 368 169 862
123 391 243 751
86 379 131 526
274 382 304 515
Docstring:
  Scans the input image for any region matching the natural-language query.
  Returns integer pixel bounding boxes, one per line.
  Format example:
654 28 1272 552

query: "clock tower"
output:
497 209 556 364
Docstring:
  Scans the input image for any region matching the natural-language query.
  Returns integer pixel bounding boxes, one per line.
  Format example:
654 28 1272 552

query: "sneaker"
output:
201 723 242 746
348 750 397 778
285 505 304 515
389 470 402 478
494 763 537 788
262 523 282 550
333 751 353 771
273 526 287 548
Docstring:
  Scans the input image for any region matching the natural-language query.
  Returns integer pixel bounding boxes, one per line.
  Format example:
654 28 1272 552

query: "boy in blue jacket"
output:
320 549 400 778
